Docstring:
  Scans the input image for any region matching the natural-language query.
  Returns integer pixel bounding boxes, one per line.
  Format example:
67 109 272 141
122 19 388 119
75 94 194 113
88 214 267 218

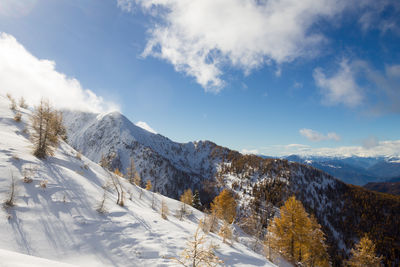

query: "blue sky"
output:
0 0 400 156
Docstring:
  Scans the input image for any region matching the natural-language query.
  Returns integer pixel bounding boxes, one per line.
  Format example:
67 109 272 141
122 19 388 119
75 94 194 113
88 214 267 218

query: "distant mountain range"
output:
281 155 400 186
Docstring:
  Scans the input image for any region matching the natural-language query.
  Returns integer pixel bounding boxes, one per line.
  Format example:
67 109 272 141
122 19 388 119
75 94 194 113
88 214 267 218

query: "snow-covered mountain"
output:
62 110 225 202
63 109 400 266
284 155 400 185
0 95 276 266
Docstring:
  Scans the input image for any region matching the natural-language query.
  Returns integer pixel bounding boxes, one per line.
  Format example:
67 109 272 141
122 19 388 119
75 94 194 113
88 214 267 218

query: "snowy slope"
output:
0 249 76 267
0 95 275 266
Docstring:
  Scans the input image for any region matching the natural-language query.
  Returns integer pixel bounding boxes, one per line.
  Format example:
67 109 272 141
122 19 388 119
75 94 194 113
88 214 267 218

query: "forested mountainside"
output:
213 151 400 266
63 110 400 266
364 180 400 195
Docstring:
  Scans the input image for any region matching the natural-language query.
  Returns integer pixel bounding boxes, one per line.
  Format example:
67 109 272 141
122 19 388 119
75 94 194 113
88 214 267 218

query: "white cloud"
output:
315 59 400 113
358 0 400 35
241 148 259 155
117 0 134 13
362 136 379 149
313 59 363 107
0 33 118 113
119 0 348 91
299 128 340 142
260 140 400 157
135 121 157 134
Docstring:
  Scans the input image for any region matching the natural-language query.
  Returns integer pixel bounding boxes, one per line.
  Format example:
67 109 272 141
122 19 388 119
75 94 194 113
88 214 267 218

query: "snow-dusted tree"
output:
200 211 219 234
173 226 223 267
161 198 169 220
31 99 62 158
239 210 264 251
52 111 67 141
126 157 141 186
192 190 202 210
346 234 382 267
181 189 193 206
218 221 233 244
108 171 124 206
7 94 16 110
97 187 107 213
19 96 28 108
180 188 193 214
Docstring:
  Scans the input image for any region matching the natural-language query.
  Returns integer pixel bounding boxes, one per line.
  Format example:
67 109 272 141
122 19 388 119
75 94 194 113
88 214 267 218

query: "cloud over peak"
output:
0 33 118 113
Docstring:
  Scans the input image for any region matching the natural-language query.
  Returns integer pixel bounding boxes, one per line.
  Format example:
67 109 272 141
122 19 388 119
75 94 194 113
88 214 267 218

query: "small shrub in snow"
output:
11 155 20 161
22 166 36 183
14 112 22 122
40 179 48 189
76 151 82 160
200 211 219 234
8 95 17 111
145 180 152 191
19 97 28 108
23 177 33 183
161 198 169 220
97 189 107 214
172 226 223 267
4 172 17 207
218 221 233 244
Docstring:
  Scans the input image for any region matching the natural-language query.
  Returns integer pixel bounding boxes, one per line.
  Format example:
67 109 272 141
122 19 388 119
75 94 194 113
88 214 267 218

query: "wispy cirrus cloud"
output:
0 33 118 112
313 59 363 107
314 59 400 113
299 128 340 142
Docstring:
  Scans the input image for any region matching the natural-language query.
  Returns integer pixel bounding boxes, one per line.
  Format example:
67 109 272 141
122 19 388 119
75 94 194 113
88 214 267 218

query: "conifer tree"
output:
192 190 202 210
114 168 123 177
180 189 193 206
211 189 237 223
346 234 382 267
267 196 330 266
31 99 63 158
161 198 169 220
126 157 141 186
305 215 330 267
145 180 152 191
